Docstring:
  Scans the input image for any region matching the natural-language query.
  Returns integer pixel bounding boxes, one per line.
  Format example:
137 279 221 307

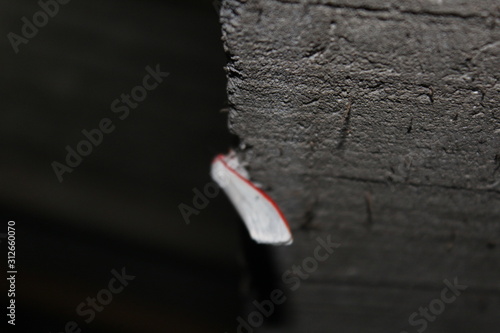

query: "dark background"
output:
0 0 259 332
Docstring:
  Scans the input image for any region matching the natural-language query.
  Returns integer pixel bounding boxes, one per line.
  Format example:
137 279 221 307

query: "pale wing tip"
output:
253 238 293 246
251 232 293 246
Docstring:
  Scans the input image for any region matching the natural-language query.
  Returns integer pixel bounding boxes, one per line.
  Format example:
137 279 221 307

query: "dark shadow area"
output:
0 0 277 332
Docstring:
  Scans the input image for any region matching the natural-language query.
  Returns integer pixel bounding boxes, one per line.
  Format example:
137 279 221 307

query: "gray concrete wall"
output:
220 0 500 331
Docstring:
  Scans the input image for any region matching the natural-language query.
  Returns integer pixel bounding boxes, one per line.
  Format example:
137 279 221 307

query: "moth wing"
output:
211 157 292 245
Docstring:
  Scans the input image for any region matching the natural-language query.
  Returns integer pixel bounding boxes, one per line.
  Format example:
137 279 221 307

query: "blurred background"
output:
0 0 272 332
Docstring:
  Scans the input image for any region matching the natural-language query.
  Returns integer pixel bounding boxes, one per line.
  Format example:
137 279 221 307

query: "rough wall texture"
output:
220 0 500 332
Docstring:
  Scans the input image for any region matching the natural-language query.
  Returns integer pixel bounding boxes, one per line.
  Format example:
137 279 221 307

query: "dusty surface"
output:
220 0 500 331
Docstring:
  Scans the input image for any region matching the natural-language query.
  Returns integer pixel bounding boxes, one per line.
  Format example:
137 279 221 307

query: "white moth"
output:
211 152 293 245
